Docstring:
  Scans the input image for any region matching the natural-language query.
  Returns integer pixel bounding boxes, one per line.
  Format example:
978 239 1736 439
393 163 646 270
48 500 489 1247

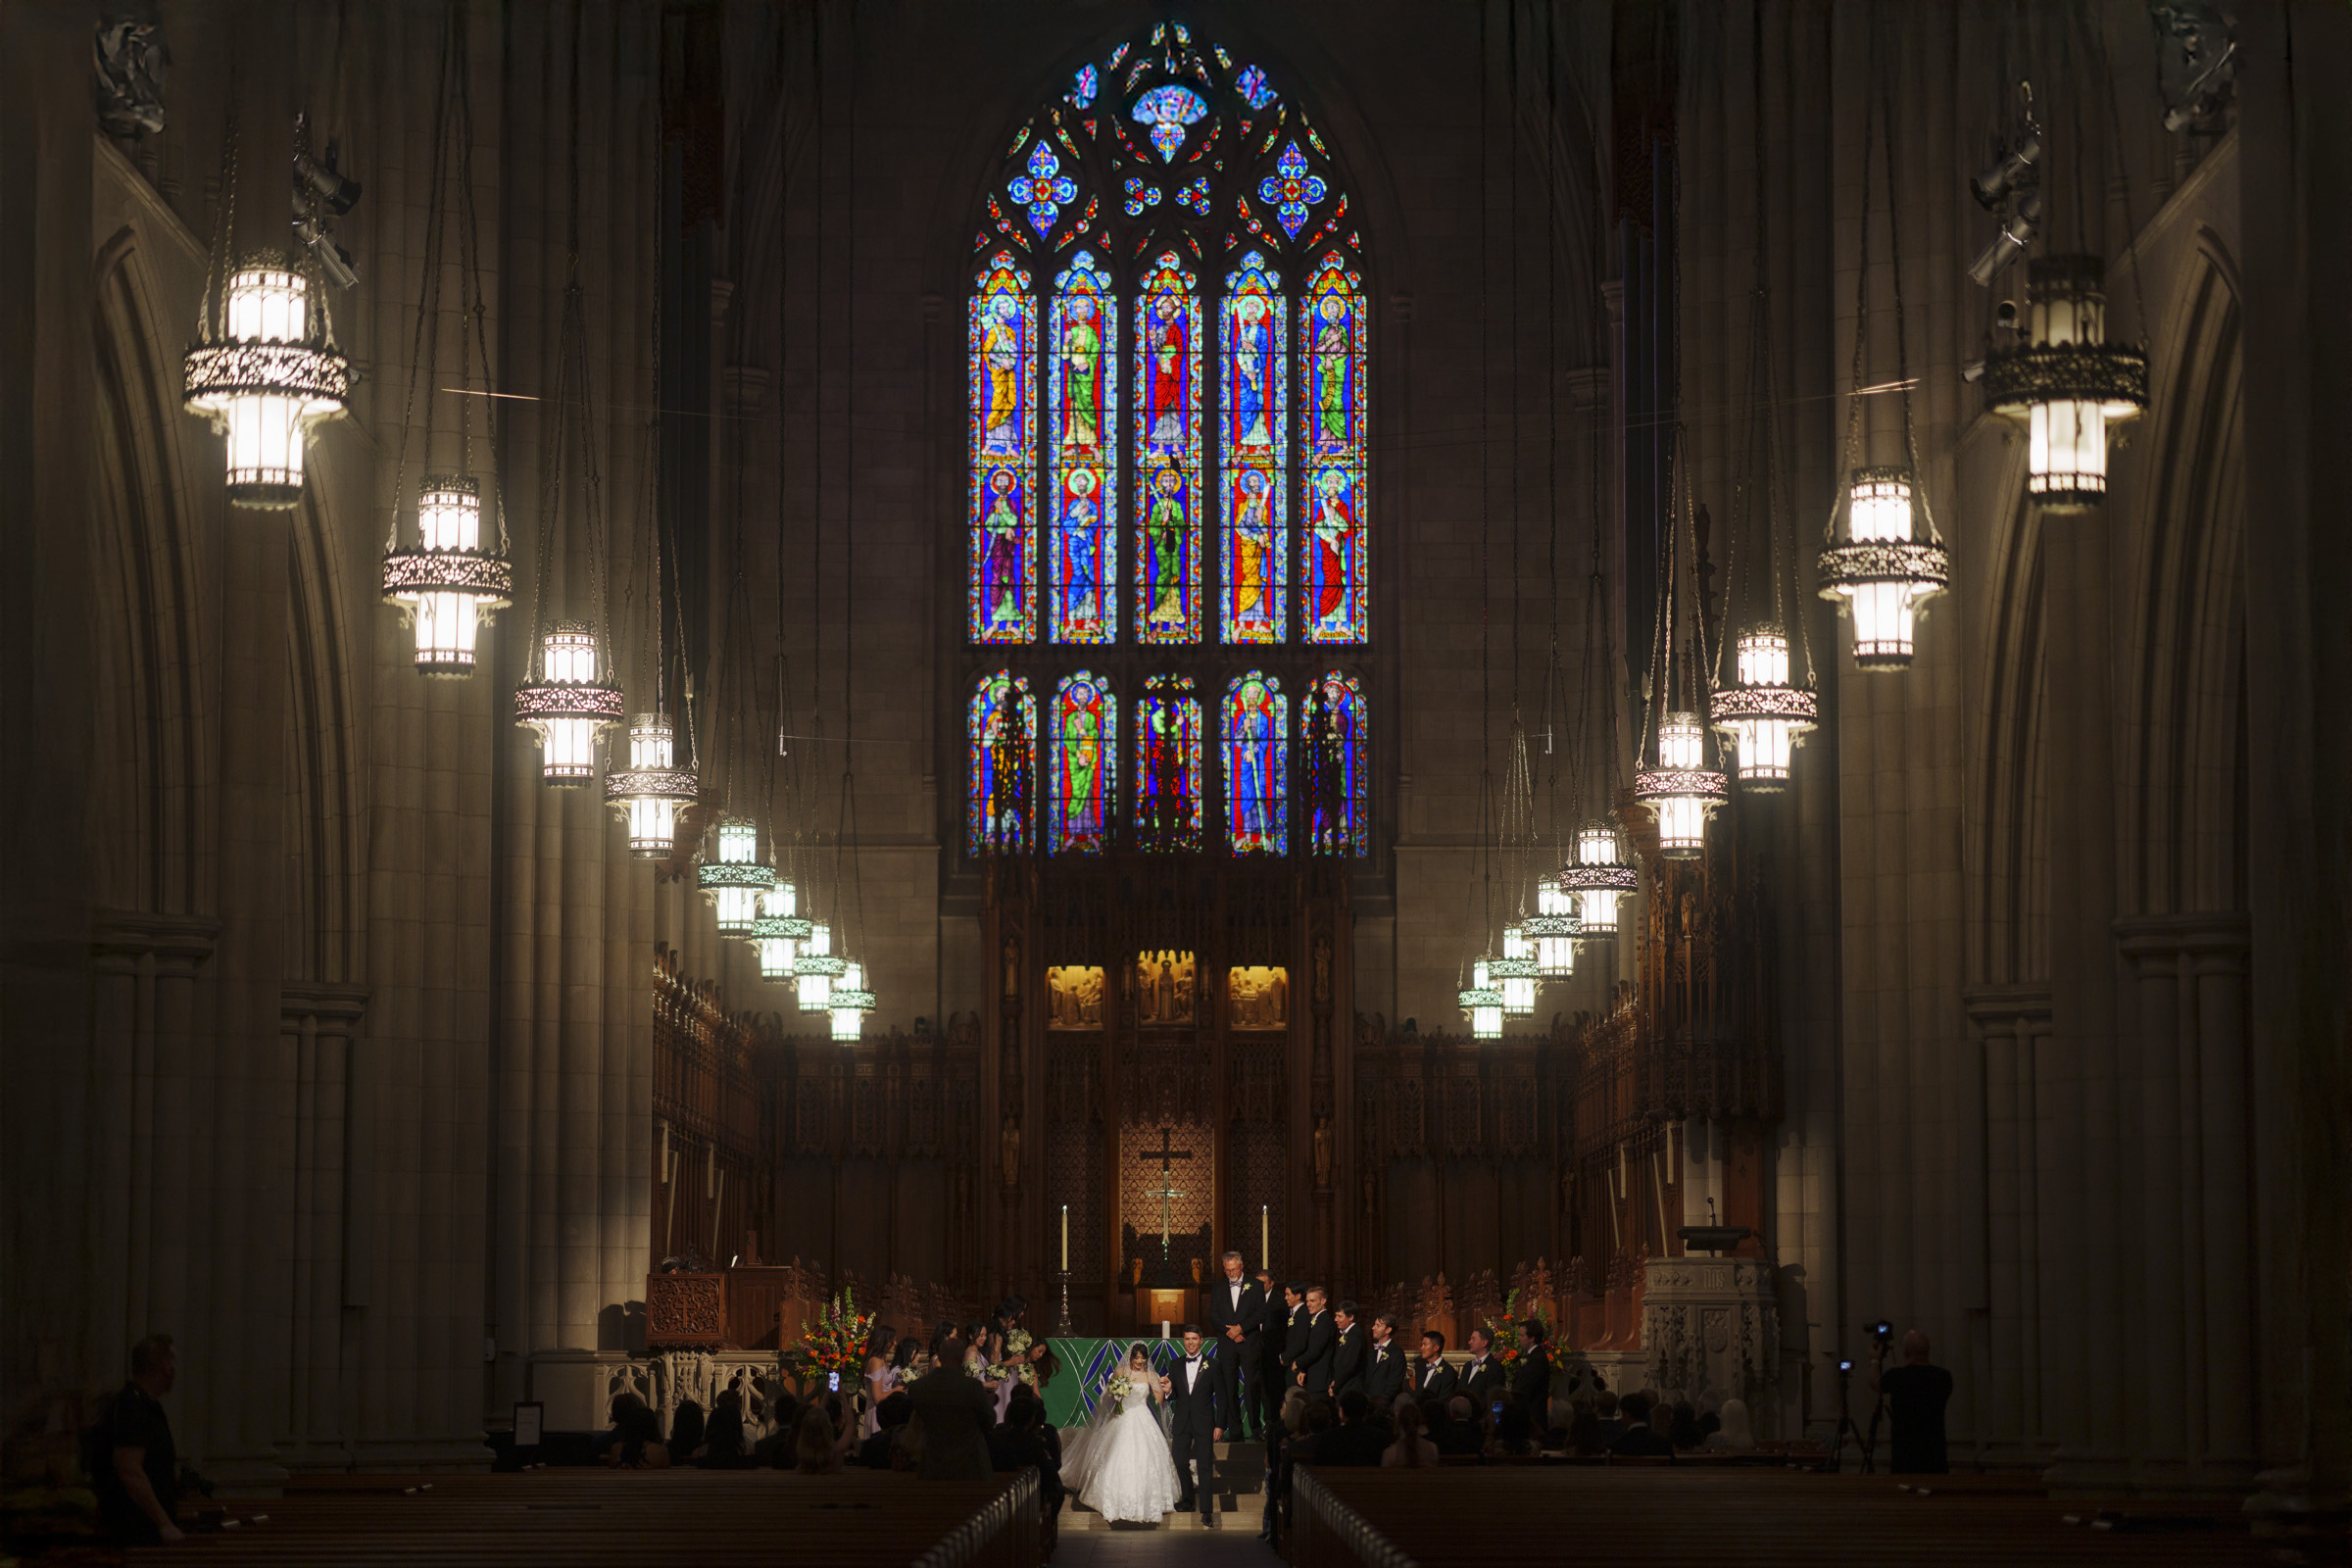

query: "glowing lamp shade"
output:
1710 629 1817 790
828 960 877 1044
752 881 812 982
696 814 773 935
1526 874 1581 978
603 712 699 858
382 475 513 675
795 920 845 1011
1457 956 1503 1042
1817 468 1948 670
1636 713 1727 859
513 622 622 784
183 266 349 509
1984 256 2148 510
1562 819 1638 936
1493 924 1540 1016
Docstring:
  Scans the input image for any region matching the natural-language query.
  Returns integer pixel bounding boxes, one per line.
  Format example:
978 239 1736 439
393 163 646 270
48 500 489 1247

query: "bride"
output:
1058 1345 1183 1524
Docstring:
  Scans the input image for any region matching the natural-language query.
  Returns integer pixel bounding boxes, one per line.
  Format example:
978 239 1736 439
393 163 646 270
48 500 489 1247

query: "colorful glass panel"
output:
967 670 1036 854
1236 65 1276 111
1304 670 1367 855
1224 670 1288 854
1135 253 1202 643
1257 141 1328 238
1068 64 1099 109
1220 252 1287 644
1135 673 1203 852
968 256 1036 643
1132 85 1207 161
1051 671 1116 854
1301 253 1368 643
1049 252 1118 643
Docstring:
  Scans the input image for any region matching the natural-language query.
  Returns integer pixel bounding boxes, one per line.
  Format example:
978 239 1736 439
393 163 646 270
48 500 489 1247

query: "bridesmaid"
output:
859 1326 898 1440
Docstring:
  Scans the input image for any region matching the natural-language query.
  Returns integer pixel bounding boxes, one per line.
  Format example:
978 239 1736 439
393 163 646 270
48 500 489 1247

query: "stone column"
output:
1962 984 2049 1469
278 982 367 1471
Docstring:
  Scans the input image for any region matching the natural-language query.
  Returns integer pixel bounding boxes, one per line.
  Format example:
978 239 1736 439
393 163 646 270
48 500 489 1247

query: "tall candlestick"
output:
1060 1204 1069 1271
1261 1203 1269 1266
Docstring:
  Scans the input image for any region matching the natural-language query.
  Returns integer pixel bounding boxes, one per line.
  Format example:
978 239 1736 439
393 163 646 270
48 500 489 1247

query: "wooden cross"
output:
1145 1125 1193 1267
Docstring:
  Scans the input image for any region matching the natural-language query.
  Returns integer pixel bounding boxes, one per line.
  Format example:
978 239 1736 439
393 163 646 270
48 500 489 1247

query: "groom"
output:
1159 1326 1223 1526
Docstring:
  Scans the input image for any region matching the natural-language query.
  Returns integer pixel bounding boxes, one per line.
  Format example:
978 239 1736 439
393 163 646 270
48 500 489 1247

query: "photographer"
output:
1868 1328 1952 1474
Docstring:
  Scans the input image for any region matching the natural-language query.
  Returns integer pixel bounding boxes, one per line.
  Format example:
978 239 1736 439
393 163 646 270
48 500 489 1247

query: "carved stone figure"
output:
1000 1113 1021 1189
1313 934 1332 1005
1003 936 1021 999
1313 1116 1334 1189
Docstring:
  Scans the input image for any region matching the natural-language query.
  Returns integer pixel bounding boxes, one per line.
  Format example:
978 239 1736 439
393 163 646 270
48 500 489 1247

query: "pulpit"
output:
644 1271 729 1349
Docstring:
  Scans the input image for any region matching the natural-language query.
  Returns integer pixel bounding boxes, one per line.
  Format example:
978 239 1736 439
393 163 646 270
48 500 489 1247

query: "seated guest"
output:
1607 1392 1677 1458
1431 1395 1484 1456
1274 1398 1336 1546
601 1393 671 1469
666 1398 706 1465
794 1406 843 1474
1699 1410 1723 1444
987 1395 1066 1515
1669 1399 1704 1452
1315 1389 1388 1466
1381 1396 1439 1468
1490 1401 1539 1457
1569 1399 1606 1456
699 1389 752 1468
858 1392 913 1468
1703 1397 1756 1452
908 1335 996 1480
1260 1389 1309 1544
1542 1396 1575 1451
1592 1388 1625 1446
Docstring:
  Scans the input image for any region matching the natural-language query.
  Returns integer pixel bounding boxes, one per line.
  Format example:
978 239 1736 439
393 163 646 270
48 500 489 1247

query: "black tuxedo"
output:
1364 1338 1407 1404
1458 1352 1505 1411
1259 1293 1295 1433
1164 1352 1221 1516
1295 1309 1337 1396
1511 1346 1552 1416
1207 1275 1264 1435
1412 1355 1458 1404
1281 1301 1310 1372
1330 1324 1368 1397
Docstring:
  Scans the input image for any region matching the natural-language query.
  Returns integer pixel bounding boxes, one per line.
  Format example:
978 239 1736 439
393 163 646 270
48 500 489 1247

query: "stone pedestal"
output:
1641 1255 1779 1421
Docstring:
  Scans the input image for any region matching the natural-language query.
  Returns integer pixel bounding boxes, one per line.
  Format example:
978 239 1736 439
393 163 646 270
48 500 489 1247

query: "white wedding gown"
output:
1059 1371 1183 1524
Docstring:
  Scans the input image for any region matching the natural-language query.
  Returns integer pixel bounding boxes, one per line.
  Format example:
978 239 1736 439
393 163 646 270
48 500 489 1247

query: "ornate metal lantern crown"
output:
1983 255 2147 509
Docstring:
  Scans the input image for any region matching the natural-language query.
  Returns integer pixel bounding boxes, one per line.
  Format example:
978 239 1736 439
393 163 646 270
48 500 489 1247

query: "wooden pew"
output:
127 1469 1044 1568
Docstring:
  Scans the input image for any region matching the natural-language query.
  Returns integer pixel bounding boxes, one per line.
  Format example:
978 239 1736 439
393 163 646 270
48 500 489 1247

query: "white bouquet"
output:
1099 1370 1130 1418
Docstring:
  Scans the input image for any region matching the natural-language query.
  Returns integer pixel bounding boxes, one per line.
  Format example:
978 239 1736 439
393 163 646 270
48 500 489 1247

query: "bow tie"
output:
1186 1356 1200 1365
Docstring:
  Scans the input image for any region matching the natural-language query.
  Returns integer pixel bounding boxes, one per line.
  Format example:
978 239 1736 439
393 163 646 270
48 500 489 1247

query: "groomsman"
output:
1364 1314 1408 1404
1206 1251 1264 1438
1329 1301 1367 1398
1258 1275 1296 1433
1458 1326 1505 1411
1413 1331 1457 1403
1295 1288 1337 1397
1279 1283 1309 1385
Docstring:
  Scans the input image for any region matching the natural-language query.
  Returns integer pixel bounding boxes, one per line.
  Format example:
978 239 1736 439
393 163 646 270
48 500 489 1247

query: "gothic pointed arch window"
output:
967 670 1035 854
962 23 1369 862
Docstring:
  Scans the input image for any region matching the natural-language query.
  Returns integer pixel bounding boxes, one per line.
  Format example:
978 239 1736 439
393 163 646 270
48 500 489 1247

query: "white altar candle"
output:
1060 1204 1068 1271
1261 1203 1269 1265
1161 1319 1170 1340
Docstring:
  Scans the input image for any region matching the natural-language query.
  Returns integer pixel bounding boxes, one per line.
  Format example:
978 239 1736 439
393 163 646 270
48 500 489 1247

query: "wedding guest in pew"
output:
1569 1398 1607 1456
1490 1401 1540 1457
601 1393 672 1470
1669 1398 1705 1452
1702 1398 1756 1452
1381 1396 1440 1468
1541 1397 1575 1451
1315 1389 1388 1466
1258 1388 1307 1544
1431 1395 1484 1457
793 1406 844 1474
908 1335 996 1481
665 1398 706 1466
1592 1387 1626 1447
697 1389 753 1468
1607 1392 1676 1458
858 1392 913 1468
987 1391 1064 1515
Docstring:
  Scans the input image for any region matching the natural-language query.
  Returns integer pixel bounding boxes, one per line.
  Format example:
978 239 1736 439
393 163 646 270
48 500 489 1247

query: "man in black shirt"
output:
93 1335 182 1544
1871 1330 1954 1474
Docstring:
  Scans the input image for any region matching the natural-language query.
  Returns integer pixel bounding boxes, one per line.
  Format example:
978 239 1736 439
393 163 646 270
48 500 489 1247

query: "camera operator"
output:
1867 1328 1952 1474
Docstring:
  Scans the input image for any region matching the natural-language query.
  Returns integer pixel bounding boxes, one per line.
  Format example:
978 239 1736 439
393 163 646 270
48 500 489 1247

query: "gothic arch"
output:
2121 245 2245 917
283 472 366 984
89 229 211 916
1970 468 2048 986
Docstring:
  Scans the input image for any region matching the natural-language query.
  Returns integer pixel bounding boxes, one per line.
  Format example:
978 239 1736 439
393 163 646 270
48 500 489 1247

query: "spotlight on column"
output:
291 138 362 214
293 212 359 290
1969 130 2040 208
1967 191 2040 287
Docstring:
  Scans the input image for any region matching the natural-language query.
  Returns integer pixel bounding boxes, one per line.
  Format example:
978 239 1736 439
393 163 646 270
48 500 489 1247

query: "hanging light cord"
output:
387 6 460 554
834 0 866 959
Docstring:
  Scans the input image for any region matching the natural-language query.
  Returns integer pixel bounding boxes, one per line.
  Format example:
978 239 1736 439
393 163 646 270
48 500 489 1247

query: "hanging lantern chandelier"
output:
384 477 512 674
1457 956 1504 1042
1818 469 1947 670
605 711 698 858
696 814 772 937
1560 820 1638 937
184 258 350 509
1983 256 2146 509
1712 628 1817 788
753 877 812 982
1636 712 1726 859
828 959 877 1044
514 623 622 784
796 920 846 1011
1494 924 1540 1016
1526 874 1581 978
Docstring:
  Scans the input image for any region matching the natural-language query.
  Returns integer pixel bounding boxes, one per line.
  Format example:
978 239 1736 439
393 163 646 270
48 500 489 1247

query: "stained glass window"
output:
1135 253 1202 644
1303 670 1366 856
1301 252 1367 643
969 255 1036 643
1049 252 1117 643
1221 252 1287 645
1136 674 1203 852
1050 671 1116 854
968 670 1036 854
1224 671 1288 855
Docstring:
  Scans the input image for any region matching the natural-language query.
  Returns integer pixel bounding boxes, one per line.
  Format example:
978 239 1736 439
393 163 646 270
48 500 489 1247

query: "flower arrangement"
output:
1482 1287 1554 1374
788 1289 875 1383
987 1326 1037 1388
1098 1367 1132 1418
